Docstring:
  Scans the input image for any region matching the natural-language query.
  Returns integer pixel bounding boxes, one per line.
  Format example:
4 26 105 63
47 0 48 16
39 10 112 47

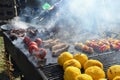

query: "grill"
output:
2 30 120 80
0 0 120 80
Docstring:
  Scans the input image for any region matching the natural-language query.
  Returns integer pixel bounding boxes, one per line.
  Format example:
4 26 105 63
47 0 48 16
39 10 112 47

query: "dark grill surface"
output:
42 64 64 80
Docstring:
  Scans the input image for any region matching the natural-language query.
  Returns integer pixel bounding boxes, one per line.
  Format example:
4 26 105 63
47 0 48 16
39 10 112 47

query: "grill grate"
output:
42 64 64 80
89 51 120 71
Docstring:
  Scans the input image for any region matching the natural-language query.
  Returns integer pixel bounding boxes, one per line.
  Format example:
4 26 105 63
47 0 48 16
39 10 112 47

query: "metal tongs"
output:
33 0 63 22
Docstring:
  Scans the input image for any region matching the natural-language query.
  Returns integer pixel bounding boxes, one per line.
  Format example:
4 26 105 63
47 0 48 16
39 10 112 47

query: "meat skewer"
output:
75 43 94 54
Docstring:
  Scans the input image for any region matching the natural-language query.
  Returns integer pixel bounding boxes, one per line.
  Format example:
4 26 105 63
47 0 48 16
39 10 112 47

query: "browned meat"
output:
43 39 54 43
52 44 69 57
43 39 60 48
52 43 68 51
10 28 26 38
11 28 26 35
75 43 94 54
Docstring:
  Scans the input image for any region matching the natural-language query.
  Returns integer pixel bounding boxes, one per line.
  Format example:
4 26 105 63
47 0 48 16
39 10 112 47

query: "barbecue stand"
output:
2 31 120 80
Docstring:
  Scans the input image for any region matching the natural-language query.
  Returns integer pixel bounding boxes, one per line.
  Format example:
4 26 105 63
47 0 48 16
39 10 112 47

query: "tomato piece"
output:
28 41 37 47
35 38 42 46
23 36 31 45
28 45 39 54
36 48 47 59
99 45 106 52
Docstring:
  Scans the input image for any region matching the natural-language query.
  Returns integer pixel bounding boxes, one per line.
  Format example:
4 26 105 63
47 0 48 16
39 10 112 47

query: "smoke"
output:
64 0 120 32
9 17 28 29
10 0 120 42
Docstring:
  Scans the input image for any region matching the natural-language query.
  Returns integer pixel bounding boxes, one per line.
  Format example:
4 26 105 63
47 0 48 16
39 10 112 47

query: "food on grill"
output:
43 39 54 43
86 40 110 53
75 74 93 80
98 78 107 80
75 43 94 54
28 44 39 54
85 66 105 80
107 65 120 80
85 39 120 52
63 59 81 70
57 52 73 66
43 39 60 48
27 27 38 36
35 38 42 46
23 36 31 45
36 48 47 59
113 76 120 80
111 44 120 51
64 66 81 80
28 41 37 47
98 44 110 53
52 43 68 51
52 43 69 57
84 59 103 70
10 28 26 37
73 53 88 68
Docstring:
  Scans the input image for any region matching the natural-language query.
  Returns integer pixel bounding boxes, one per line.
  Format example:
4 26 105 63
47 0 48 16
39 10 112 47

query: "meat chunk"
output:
52 44 69 57
43 39 60 48
52 43 67 51
75 43 94 54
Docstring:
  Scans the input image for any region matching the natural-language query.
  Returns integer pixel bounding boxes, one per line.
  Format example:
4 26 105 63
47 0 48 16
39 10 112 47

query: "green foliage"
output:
0 37 4 49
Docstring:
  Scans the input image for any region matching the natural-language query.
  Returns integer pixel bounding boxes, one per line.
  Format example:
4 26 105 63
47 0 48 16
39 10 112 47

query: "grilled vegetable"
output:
73 53 88 68
64 66 81 80
23 36 31 45
36 48 47 59
28 41 37 47
63 59 81 70
35 38 42 46
84 59 103 70
107 65 120 80
75 74 93 80
57 52 73 66
28 45 39 54
85 66 105 80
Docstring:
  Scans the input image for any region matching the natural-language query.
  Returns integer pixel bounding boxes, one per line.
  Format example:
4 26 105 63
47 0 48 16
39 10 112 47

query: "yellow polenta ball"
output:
75 74 93 80
57 52 73 66
107 65 120 80
64 66 81 80
84 59 103 70
73 53 88 67
98 78 107 80
85 66 105 80
113 76 120 80
63 59 81 70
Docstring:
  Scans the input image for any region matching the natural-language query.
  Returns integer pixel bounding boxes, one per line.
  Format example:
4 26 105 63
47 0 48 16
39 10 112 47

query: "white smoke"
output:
10 0 120 42
10 17 28 29
63 0 120 32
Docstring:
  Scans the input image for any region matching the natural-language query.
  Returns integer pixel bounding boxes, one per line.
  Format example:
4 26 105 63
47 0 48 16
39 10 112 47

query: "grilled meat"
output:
75 43 94 54
43 39 60 48
52 44 69 57
10 28 26 37
52 43 68 51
